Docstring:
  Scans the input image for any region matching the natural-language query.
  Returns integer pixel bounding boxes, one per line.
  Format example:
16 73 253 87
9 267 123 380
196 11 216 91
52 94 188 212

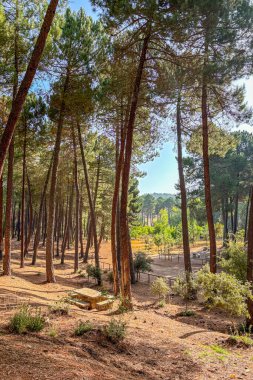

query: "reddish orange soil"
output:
0 242 252 380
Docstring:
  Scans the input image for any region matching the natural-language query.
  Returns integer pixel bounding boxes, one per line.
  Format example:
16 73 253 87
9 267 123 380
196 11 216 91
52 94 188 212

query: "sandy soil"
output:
0 242 252 380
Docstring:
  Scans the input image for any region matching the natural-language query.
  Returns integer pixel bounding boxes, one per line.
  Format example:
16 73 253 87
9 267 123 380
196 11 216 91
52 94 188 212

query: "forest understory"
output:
0 242 252 380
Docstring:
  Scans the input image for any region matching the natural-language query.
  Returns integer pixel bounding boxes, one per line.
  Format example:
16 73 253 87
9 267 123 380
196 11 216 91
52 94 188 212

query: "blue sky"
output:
69 0 253 195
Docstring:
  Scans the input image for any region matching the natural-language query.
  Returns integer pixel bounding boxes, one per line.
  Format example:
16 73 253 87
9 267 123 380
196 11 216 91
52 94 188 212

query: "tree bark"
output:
202 45 217 273
247 186 253 326
45 72 69 283
61 184 73 265
32 158 52 264
79 194 84 258
245 189 251 242
24 171 33 257
77 122 101 284
0 175 3 260
3 2 19 275
0 0 59 177
119 31 150 305
176 92 192 275
20 121 27 267
3 140 14 276
72 125 79 273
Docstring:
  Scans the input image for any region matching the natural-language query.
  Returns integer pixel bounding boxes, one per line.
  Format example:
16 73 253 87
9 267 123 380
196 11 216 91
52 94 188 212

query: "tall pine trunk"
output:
0 176 3 260
77 122 101 284
72 126 79 273
176 92 192 275
24 172 33 257
20 121 27 267
246 186 253 326
3 4 19 275
202 45 217 273
45 72 69 282
3 140 14 276
111 123 125 295
119 31 150 305
32 158 52 264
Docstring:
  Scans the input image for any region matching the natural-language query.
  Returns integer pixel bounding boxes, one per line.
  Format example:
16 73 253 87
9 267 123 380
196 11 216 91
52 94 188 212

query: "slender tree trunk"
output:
222 196 228 245
16 203 21 241
176 92 192 275
111 123 125 295
116 200 121 274
247 186 253 325
84 217 92 263
77 122 101 284
119 31 150 305
0 175 3 260
202 44 217 273
245 189 251 242
233 192 239 235
61 184 73 265
20 122 27 267
128 223 136 284
42 197 47 246
3 140 14 276
0 0 59 177
72 125 79 273
3 4 19 275
12 203 16 239
79 194 84 258
32 158 52 264
45 72 69 283
24 172 33 257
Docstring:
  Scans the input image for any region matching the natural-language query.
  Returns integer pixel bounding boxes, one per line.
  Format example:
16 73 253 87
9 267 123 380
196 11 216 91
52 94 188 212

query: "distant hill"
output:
142 193 176 199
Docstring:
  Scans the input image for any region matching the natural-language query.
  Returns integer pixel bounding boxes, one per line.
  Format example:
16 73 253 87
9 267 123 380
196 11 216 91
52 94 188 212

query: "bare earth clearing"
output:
0 242 252 380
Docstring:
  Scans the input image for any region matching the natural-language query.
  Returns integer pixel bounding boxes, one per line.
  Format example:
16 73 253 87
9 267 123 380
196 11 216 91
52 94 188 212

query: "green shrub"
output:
107 271 114 285
177 310 196 317
49 300 70 315
28 310 45 332
134 252 153 274
153 234 163 248
9 305 45 334
48 326 58 337
103 318 127 343
9 306 30 334
158 299 166 308
229 334 253 347
86 264 102 283
196 266 252 317
151 277 169 300
173 273 197 301
74 320 93 336
117 296 131 314
220 241 247 282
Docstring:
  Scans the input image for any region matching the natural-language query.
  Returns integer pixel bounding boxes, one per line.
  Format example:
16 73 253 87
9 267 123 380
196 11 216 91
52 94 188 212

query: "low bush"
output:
173 273 197 301
157 299 166 308
134 252 153 279
220 241 247 283
228 334 253 347
86 264 102 283
196 266 252 317
48 326 58 337
177 310 196 317
151 277 169 300
49 300 70 316
103 318 127 343
107 271 114 285
9 305 45 334
74 320 93 336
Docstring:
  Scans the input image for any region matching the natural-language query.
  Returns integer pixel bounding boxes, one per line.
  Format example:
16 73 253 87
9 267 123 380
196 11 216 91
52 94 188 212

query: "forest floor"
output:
0 242 252 380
